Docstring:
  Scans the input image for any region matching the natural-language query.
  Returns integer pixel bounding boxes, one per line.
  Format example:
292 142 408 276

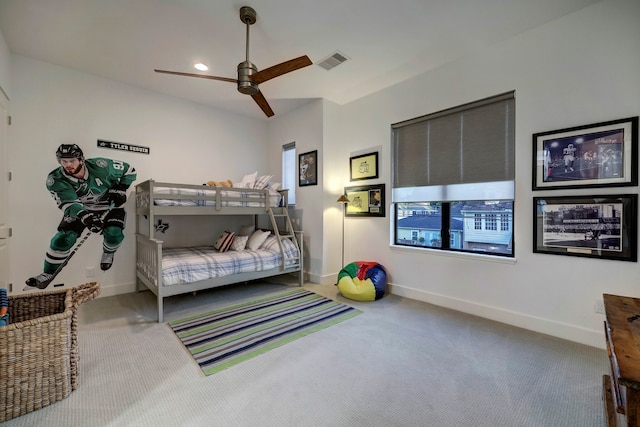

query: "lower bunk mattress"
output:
159 235 298 286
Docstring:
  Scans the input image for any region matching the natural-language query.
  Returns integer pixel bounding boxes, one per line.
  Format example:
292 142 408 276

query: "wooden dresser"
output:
603 294 640 427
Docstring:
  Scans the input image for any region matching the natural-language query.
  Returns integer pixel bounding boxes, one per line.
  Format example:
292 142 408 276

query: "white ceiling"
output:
0 0 600 120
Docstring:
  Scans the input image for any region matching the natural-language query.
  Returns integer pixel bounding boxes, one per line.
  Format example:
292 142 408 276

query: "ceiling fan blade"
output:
251 55 312 84
251 91 275 117
154 69 237 84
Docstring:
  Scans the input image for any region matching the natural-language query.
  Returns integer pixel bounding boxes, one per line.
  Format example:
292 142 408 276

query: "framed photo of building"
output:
533 194 637 261
350 151 379 181
298 150 317 187
532 116 638 190
344 184 385 217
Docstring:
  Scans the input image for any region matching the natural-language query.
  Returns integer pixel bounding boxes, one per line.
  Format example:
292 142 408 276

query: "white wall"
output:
0 29 10 99
8 55 268 296
267 100 325 282
320 99 346 278
325 0 640 348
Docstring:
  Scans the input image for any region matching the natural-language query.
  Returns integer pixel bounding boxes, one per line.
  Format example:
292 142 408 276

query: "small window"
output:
474 214 482 230
500 214 510 231
282 142 296 205
486 214 497 231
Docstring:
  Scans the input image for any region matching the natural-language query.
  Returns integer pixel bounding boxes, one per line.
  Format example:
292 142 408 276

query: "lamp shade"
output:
337 195 350 204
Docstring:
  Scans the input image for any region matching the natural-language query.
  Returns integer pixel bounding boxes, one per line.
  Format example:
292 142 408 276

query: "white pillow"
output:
246 229 271 250
240 171 258 189
238 224 255 236
259 235 279 250
268 182 282 191
254 174 273 189
230 235 249 251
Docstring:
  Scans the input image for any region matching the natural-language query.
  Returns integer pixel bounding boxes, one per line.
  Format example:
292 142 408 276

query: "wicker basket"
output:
0 282 100 422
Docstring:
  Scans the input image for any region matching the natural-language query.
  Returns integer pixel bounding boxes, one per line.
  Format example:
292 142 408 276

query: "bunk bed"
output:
135 179 303 322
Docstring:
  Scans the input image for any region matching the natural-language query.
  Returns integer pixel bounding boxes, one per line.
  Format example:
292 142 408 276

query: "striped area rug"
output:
169 289 362 375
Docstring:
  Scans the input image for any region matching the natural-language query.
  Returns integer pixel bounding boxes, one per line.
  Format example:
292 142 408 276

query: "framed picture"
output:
532 116 638 190
350 151 379 181
344 184 385 217
298 150 317 187
533 194 637 262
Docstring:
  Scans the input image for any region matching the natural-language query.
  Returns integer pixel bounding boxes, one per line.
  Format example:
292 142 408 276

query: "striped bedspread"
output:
161 235 298 286
151 186 282 207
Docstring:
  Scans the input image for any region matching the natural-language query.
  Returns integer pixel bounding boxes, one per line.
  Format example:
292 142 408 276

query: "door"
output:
0 91 9 291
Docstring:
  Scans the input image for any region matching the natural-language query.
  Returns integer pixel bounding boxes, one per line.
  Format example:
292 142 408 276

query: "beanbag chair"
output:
337 261 387 301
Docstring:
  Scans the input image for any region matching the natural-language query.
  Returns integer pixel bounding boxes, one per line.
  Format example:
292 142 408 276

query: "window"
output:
474 214 482 230
500 214 510 231
282 142 296 205
486 214 497 231
392 92 515 257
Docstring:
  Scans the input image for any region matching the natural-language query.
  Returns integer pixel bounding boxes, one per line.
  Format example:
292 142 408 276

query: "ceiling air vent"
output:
317 51 349 71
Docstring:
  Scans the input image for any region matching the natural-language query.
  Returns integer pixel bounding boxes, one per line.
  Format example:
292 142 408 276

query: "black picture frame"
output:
532 116 638 190
344 184 385 217
349 151 379 181
533 194 637 262
298 150 317 187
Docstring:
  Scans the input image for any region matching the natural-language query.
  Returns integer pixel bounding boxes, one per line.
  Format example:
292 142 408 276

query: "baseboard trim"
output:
389 283 604 349
308 272 335 285
97 281 137 298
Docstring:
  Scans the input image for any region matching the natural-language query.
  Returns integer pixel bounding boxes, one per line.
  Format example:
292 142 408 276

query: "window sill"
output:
389 244 517 265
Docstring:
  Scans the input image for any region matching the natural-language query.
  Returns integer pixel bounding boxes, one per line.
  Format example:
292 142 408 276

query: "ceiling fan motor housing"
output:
237 61 259 95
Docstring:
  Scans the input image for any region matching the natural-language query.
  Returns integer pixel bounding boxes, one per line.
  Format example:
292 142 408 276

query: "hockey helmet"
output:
56 144 84 161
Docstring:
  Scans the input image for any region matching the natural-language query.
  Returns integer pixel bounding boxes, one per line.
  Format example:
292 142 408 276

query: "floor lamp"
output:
336 194 350 277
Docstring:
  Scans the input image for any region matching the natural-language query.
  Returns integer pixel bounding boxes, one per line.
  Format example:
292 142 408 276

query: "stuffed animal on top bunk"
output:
206 179 234 187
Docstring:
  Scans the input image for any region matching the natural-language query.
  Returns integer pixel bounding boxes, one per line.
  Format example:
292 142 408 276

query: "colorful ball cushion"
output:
337 261 387 302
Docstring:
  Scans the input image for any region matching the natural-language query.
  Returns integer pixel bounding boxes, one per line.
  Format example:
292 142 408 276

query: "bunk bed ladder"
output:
267 207 301 271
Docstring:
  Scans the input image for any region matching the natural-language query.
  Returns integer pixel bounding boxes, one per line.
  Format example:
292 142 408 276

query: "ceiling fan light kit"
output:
154 5 312 117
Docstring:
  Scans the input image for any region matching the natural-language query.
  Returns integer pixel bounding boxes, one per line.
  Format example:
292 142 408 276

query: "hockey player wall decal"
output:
25 144 137 289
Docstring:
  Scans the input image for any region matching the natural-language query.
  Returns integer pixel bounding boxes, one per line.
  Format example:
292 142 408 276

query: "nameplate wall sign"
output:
97 139 150 155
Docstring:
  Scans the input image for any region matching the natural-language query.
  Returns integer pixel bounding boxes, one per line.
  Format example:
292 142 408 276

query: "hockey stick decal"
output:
24 204 114 291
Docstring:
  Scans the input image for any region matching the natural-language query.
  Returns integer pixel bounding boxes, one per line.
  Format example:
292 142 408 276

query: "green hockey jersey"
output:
46 157 137 217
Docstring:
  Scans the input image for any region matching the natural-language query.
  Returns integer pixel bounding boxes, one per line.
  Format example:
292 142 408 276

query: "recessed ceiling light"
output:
194 63 208 71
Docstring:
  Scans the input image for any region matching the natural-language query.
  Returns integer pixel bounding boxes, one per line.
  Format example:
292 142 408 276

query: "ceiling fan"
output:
154 6 312 117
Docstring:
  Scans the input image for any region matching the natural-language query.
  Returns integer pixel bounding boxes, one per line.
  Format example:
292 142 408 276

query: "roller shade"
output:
392 92 515 202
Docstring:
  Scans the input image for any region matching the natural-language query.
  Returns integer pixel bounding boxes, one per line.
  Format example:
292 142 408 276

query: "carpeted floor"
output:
2 279 608 426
